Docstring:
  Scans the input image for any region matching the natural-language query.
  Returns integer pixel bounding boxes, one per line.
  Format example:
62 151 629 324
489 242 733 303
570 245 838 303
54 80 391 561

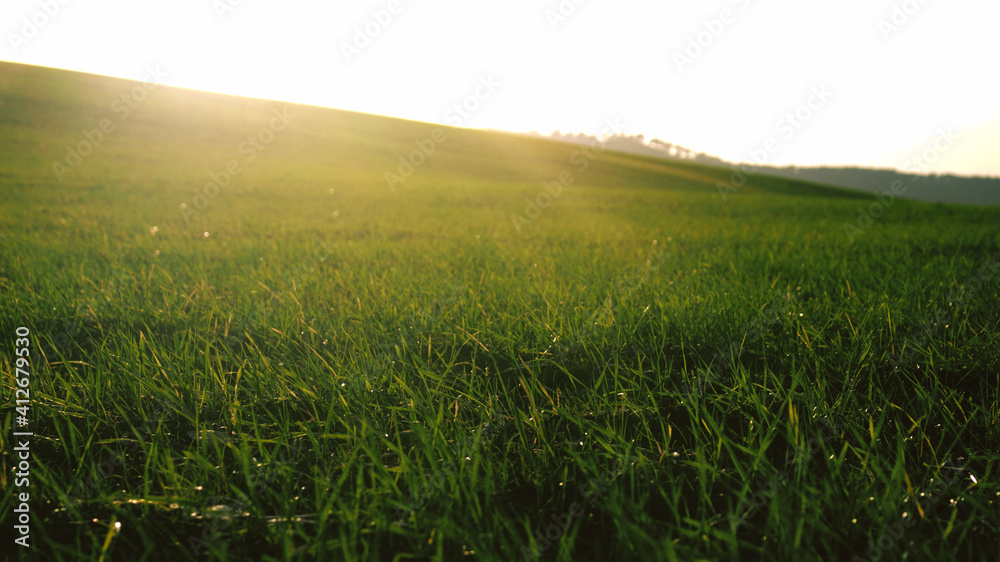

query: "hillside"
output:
1 62 999 561
0 62 866 212
519 130 1000 206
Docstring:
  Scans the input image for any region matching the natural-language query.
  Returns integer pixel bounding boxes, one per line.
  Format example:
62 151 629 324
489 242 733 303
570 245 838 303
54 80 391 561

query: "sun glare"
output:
2 0 998 175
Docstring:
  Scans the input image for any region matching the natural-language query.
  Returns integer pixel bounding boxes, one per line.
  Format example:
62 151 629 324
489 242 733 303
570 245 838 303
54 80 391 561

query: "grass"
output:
1 61 999 561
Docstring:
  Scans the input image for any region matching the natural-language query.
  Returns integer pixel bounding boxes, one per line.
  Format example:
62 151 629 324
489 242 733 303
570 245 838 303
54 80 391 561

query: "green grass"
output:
1 61 999 561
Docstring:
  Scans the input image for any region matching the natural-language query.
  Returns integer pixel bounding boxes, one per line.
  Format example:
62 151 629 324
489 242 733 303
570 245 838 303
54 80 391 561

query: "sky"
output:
3 0 999 176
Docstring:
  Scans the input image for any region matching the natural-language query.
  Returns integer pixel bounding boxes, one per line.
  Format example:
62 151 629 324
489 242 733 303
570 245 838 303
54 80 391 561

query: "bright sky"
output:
3 0 999 176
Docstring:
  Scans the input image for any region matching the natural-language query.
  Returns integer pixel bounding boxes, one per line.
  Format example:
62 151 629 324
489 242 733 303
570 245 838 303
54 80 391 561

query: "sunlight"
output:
2 0 998 176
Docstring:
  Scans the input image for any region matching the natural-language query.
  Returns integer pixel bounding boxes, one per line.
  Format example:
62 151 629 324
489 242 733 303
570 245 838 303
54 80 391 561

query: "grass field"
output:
2 62 999 561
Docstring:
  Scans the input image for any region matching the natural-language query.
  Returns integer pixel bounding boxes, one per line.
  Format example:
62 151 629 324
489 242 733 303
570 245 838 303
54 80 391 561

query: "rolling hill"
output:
1 61 998 561
519 130 1000 206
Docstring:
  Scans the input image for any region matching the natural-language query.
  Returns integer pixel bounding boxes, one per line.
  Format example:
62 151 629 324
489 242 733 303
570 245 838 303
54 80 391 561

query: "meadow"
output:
1 62 999 561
